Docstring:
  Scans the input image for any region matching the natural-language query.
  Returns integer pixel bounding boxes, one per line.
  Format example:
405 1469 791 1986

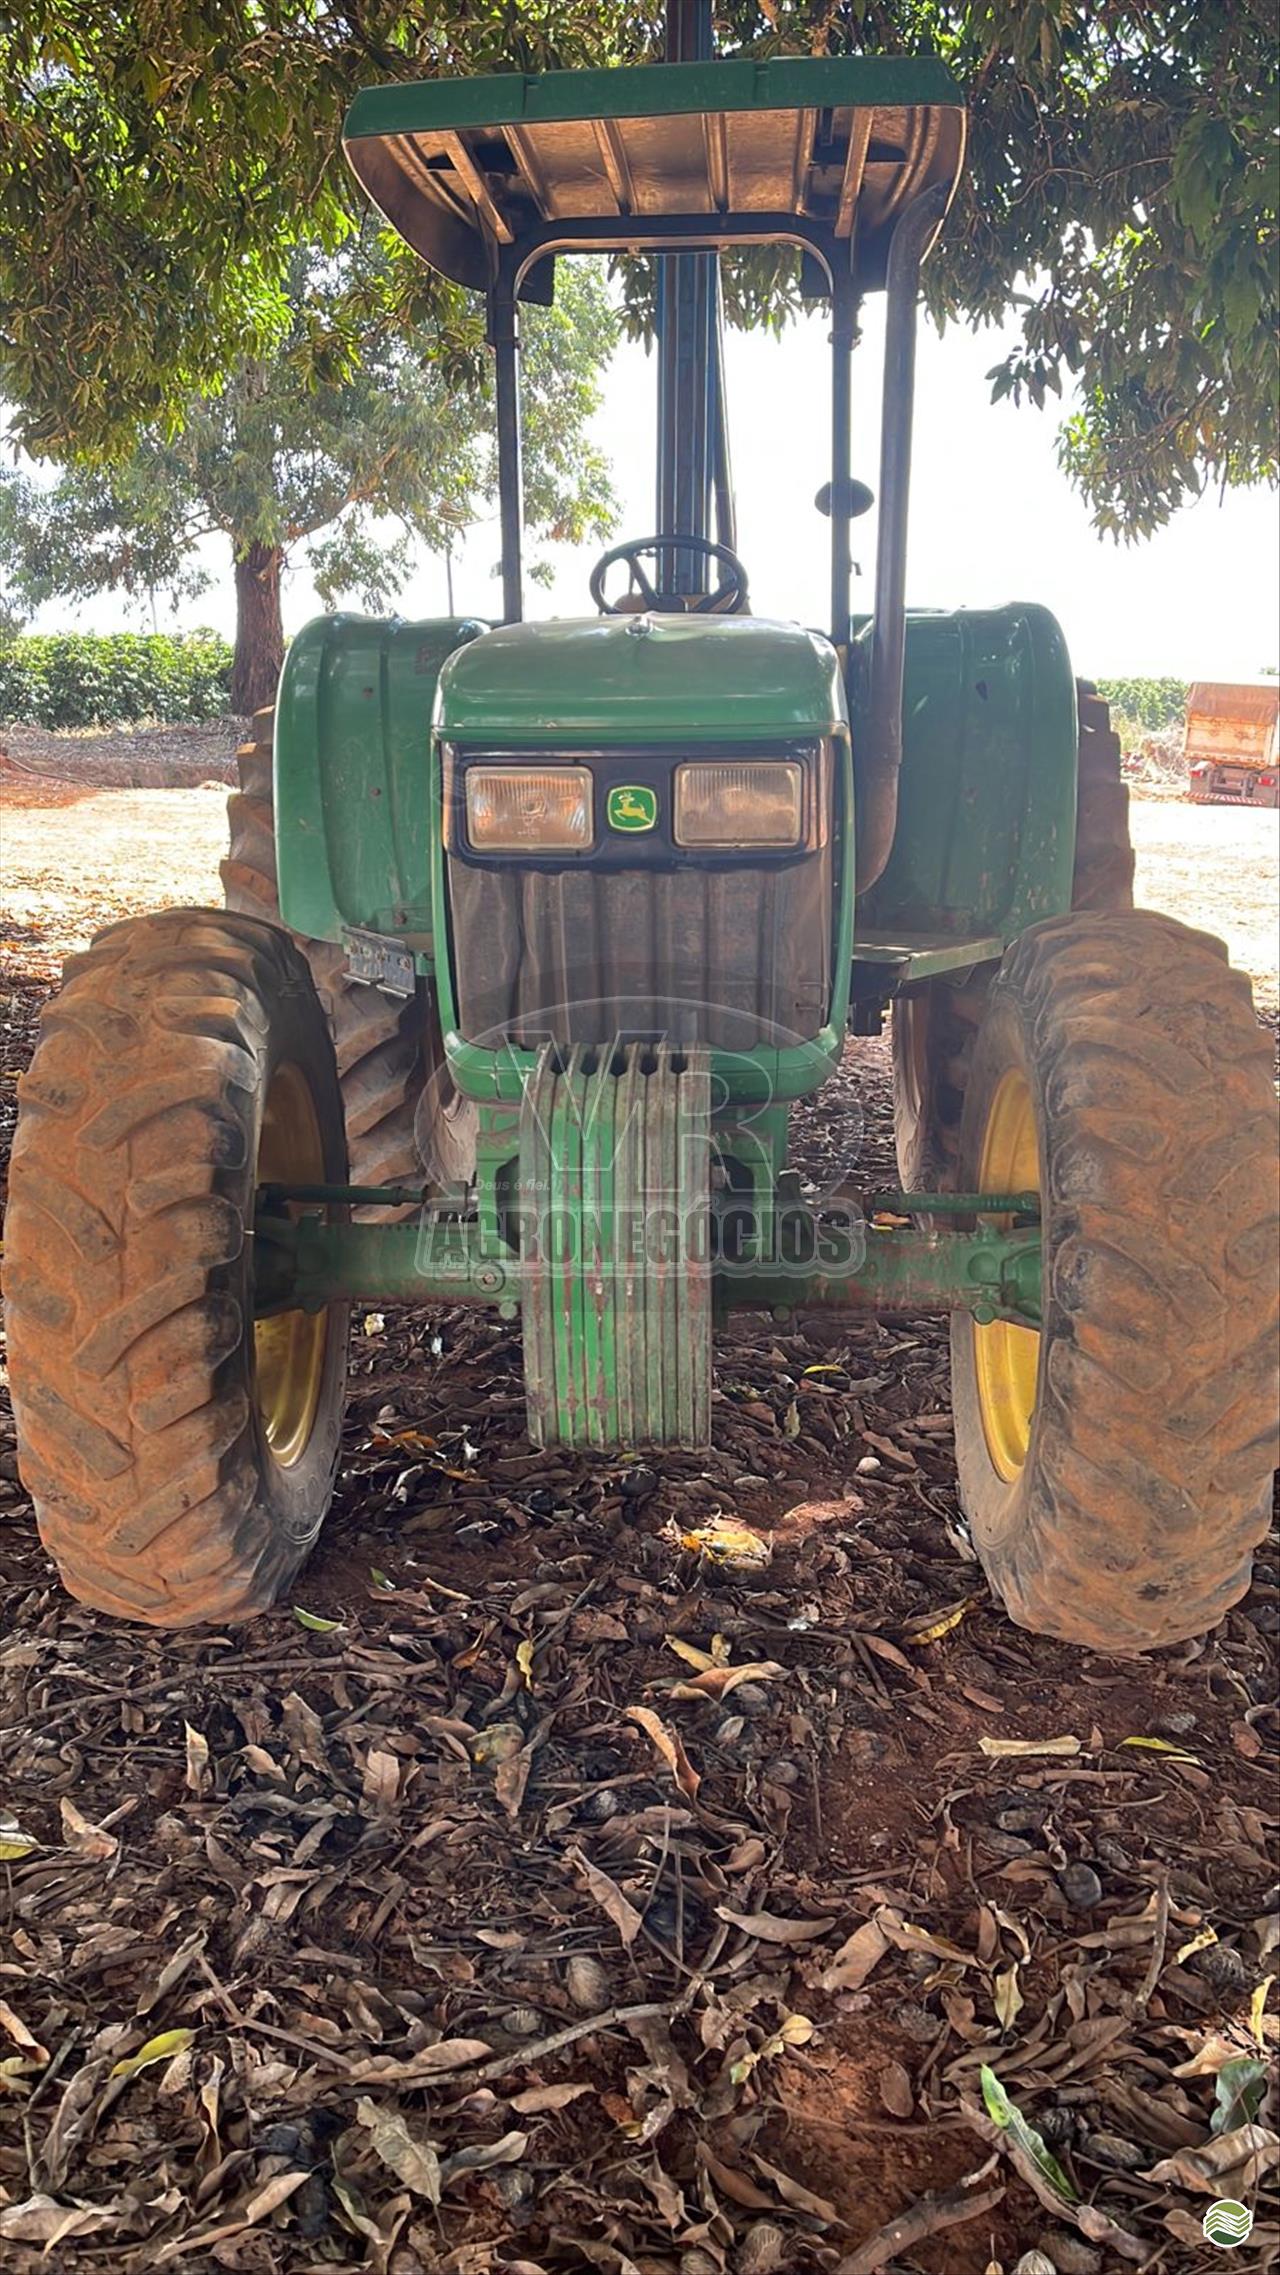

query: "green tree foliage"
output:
718 2 1278 536
0 246 616 709
1 4 1273 539
1095 676 1189 732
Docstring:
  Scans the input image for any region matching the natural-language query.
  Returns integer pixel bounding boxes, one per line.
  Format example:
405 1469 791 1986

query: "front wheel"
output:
5 911 350 1626
951 911 1278 1651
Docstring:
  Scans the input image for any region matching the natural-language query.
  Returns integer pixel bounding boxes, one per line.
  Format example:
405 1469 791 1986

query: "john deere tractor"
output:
7 23 1277 1649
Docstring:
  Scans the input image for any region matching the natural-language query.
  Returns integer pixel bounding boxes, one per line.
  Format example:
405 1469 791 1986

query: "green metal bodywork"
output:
852 602 1077 974
435 613 845 745
275 613 484 948
431 616 855 1109
275 602 1077 979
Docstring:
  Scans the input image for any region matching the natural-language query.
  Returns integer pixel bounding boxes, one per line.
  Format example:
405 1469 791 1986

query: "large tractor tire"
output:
221 707 476 1206
950 909 1278 1651
4 911 349 1626
892 682 1134 1191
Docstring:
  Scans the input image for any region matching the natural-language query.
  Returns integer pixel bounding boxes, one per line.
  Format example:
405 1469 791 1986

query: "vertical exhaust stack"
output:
655 0 728 588
856 182 949 893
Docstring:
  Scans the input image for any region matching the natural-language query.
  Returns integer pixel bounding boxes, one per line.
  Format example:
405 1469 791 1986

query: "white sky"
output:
36 293 1279 681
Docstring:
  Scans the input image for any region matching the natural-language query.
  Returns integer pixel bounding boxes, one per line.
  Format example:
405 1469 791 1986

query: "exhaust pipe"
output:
856 183 949 893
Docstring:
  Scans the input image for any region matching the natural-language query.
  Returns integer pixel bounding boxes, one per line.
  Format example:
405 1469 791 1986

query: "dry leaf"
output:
878 1907 976 1968
699 2147 775 2211
626 1705 701 1799
879 2059 914 2118
0 1999 47 2061
716 1905 830 1946
567 1845 644 1946
671 1660 786 1702
1145 2123 1280 2195
495 1745 533 1819
509 2081 592 2114
902 1598 975 1645
348 2039 493 2083
362 1748 401 1810
750 2151 840 2224
994 1965 1024 2032
439 2129 528 2183
978 1734 1081 1760
280 1690 328 1769
355 2096 442 2203
59 1798 118 1862
666 1636 719 1672
1176 1925 1218 1963
0 2195 121 2244
821 1915 891 1992
154 2169 310 2264
183 1723 211 1797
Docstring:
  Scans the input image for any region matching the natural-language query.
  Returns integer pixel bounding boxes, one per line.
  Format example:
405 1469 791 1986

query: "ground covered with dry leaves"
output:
0 767 1277 2275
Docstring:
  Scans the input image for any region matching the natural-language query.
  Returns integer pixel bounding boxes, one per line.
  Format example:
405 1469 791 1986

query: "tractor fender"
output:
851 603 1077 944
274 613 487 948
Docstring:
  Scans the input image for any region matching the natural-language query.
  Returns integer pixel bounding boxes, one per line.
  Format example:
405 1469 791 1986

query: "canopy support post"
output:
857 183 948 890
490 256 524 624
829 262 860 650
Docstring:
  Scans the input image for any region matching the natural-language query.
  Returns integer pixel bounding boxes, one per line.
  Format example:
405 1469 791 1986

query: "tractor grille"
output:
447 852 832 1051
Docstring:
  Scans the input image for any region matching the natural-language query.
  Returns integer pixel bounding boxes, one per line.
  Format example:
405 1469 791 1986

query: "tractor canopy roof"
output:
342 53 965 295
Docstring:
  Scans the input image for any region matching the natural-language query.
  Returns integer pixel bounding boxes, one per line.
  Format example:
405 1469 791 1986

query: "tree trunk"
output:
230 541 285 714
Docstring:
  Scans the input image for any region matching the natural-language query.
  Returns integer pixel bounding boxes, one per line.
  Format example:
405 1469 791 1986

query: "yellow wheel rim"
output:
973 1067 1041 1480
253 1061 328 1468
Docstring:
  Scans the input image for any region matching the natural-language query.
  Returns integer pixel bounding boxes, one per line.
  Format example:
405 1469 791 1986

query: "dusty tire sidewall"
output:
949 987 1049 1565
244 959 351 1549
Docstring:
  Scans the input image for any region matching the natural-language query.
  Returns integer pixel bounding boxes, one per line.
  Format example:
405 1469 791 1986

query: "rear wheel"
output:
222 706 476 1210
5 911 350 1626
950 910 1278 1651
892 681 1133 1191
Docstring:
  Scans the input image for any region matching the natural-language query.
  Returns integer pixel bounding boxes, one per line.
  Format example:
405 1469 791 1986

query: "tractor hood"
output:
434 615 847 747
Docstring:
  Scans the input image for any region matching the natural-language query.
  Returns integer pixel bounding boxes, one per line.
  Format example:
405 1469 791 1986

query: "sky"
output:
32 288 1279 682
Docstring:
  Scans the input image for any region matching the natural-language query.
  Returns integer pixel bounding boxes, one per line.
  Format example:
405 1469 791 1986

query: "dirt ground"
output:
0 771 1276 2275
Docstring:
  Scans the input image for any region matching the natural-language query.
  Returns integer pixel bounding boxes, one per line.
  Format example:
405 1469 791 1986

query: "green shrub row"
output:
1095 676 1188 734
0 631 233 727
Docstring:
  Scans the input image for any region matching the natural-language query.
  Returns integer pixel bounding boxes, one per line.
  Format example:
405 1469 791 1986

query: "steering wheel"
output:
590 534 750 617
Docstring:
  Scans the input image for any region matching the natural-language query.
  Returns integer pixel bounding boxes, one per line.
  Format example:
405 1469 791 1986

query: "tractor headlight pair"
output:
465 759 804 853
673 760 802 848
465 766 594 852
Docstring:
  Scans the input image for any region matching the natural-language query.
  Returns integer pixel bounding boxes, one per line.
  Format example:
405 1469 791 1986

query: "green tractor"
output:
6 30 1277 1651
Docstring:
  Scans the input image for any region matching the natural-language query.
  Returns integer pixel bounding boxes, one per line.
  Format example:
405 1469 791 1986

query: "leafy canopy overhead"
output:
1 2 1275 537
0 241 616 618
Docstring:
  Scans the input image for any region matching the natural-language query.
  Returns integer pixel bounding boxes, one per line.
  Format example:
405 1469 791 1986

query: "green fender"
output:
852 603 1078 947
274 613 486 948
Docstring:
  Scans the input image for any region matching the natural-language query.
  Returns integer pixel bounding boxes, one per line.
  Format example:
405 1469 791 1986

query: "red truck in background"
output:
1185 679 1280 806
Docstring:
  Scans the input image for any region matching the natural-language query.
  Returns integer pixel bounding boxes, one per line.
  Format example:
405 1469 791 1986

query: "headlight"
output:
674 760 803 849
466 765 593 852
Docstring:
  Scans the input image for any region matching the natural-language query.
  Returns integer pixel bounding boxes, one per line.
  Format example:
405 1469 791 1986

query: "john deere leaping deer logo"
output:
607 784 658 832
